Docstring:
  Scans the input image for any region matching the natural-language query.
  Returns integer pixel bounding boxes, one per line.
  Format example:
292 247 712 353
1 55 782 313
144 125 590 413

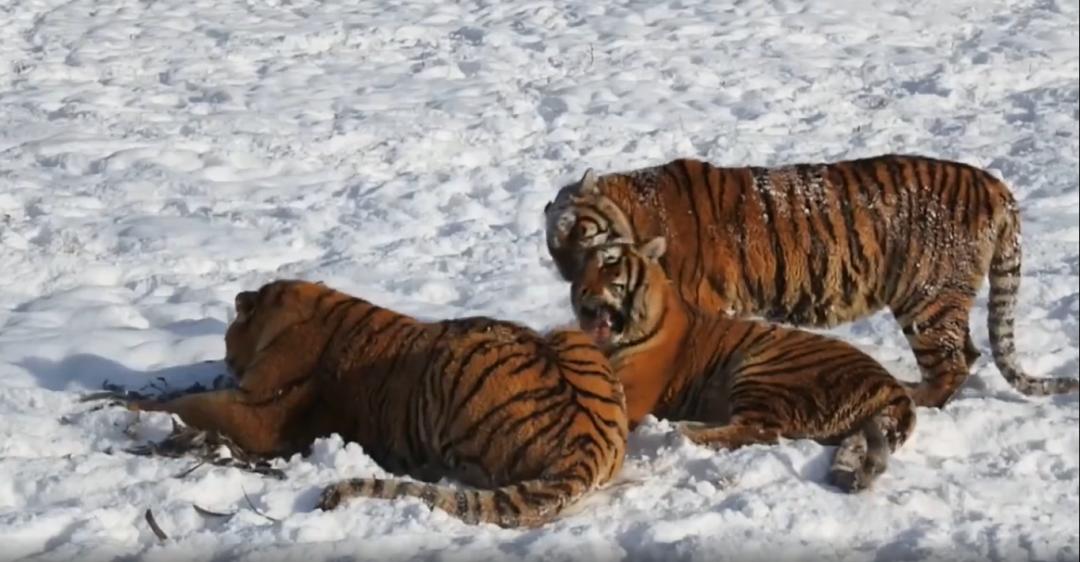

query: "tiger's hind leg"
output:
894 290 977 408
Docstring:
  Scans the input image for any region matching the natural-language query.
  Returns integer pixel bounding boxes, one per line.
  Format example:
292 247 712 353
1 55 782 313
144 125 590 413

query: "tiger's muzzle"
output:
576 295 627 348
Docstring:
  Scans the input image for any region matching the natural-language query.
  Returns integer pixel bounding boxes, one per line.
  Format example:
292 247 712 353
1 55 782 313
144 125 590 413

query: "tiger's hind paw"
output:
828 422 889 493
828 453 886 493
828 466 867 493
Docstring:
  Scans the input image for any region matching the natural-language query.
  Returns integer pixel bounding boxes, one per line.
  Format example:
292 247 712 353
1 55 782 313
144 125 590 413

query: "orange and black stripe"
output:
546 154 1079 407
570 240 915 491
234 280 629 528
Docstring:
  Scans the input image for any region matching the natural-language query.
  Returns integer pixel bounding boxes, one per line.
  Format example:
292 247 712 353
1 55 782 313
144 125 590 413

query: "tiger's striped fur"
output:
545 155 1079 407
570 238 916 491
132 280 628 528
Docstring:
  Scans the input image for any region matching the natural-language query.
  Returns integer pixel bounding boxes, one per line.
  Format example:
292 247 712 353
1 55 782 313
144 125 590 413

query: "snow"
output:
0 0 1077 560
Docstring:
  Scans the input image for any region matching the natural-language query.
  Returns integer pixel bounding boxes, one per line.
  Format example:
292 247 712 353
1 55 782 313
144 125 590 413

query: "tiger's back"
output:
174 279 628 528
546 154 1078 407
304 285 628 528
330 316 626 489
668 311 915 447
556 155 1006 326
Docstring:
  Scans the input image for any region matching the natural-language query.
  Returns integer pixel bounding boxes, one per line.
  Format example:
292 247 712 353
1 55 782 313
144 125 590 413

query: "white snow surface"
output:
0 0 1077 560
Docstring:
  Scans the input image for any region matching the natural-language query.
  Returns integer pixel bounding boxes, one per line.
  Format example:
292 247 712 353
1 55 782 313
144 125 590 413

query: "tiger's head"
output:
544 169 636 281
570 237 669 350
224 280 327 385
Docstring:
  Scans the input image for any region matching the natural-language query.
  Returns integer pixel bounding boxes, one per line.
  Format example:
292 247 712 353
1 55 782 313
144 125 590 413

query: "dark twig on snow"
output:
174 460 207 479
127 419 287 480
192 504 236 519
79 375 234 406
241 487 281 523
144 508 169 542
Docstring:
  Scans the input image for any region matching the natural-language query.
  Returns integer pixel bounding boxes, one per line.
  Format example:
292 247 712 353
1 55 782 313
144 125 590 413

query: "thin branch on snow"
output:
144 508 169 542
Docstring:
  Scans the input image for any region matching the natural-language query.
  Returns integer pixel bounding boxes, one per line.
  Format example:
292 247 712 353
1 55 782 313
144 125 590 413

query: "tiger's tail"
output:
317 472 596 528
988 204 1079 396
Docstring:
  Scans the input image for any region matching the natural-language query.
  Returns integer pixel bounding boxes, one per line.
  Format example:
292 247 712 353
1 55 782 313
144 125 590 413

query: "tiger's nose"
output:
577 293 607 311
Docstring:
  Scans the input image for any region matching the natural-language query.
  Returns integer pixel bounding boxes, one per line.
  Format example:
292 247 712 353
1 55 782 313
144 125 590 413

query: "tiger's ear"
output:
580 169 600 194
639 237 667 261
235 291 257 316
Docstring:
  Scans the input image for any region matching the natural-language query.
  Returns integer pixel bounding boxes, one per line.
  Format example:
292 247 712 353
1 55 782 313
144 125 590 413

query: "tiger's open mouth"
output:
578 301 626 346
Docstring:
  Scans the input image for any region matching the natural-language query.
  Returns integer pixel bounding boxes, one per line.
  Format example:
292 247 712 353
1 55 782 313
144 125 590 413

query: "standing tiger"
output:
130 279 628 528
572 237 916 491
545 154 1079 408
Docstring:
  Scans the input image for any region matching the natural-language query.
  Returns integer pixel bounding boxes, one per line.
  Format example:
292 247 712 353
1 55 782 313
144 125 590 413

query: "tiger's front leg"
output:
129 390 288 455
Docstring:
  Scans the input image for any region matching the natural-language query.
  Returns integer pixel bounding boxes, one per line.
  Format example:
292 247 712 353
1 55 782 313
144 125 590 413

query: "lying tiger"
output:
131 279 628 528
546 155 1079 407
570 237 916 491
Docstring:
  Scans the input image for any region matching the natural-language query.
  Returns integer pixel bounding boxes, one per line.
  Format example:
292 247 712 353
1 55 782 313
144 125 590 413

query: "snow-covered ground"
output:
0 0 1077 560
